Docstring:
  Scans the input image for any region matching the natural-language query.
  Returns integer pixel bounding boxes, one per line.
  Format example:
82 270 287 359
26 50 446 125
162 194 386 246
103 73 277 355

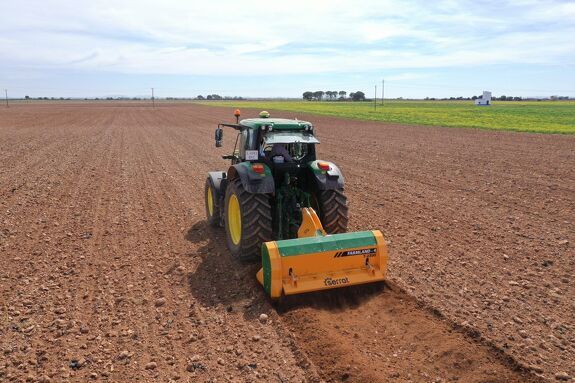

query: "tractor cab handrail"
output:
218 123 243 130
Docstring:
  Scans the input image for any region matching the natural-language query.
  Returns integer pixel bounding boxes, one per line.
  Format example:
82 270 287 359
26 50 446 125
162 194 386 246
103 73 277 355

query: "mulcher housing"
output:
258 229 388 299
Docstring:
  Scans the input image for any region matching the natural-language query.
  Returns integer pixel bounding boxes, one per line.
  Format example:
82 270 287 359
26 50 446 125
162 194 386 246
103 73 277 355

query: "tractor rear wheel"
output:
224 178 272 261
316 188 348 234
205 178 221 227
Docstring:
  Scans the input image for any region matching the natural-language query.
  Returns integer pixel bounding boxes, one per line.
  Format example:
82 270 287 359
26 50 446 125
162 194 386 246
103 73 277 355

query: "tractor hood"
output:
264 132 320 144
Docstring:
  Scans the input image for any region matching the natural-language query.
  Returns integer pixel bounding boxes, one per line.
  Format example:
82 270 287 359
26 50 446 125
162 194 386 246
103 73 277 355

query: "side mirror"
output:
215 127 223 147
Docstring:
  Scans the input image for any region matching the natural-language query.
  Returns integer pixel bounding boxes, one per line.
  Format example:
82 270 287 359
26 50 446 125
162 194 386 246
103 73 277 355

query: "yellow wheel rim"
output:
207 186 214 216
228 194 241 245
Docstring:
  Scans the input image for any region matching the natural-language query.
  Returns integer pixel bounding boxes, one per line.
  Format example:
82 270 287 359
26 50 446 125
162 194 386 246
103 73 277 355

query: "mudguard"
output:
207 171 225 194
228 163 275 194
207 171 226 210
308 160 345 190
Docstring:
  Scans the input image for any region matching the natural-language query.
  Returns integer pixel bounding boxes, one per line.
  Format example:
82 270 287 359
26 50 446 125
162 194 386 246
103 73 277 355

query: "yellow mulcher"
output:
205 110 388 300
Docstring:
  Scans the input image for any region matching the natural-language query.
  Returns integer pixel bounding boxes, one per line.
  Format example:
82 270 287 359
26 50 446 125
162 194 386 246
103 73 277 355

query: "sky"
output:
1 0 574 99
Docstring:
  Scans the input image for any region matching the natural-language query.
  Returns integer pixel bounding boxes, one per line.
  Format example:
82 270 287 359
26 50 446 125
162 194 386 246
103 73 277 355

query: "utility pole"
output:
4 89 8 108
381 79 384 105
374 85 377 111
151 87 155 108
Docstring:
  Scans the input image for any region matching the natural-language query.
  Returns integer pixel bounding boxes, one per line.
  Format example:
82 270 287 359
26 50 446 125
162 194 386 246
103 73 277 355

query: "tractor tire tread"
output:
318 188 348 234
225 178 272 262
205 177 221 227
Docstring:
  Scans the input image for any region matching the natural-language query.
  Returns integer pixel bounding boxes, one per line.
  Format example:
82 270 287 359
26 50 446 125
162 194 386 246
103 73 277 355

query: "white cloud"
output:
0 0 574 78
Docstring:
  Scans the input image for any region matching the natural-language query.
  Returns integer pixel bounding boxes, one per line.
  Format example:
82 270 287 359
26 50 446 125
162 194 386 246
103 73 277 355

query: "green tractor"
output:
205 110 388 299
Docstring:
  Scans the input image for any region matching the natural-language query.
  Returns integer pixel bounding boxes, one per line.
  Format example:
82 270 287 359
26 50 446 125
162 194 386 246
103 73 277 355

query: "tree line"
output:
424 95 524 101
302 91 366 101
195 95 244 100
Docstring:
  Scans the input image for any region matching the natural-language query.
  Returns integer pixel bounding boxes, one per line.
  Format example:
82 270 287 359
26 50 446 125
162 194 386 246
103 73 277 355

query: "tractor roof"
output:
239 118 313 131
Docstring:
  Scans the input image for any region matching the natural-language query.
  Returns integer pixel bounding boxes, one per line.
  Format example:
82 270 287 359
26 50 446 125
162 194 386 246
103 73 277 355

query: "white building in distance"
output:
475 91 492 106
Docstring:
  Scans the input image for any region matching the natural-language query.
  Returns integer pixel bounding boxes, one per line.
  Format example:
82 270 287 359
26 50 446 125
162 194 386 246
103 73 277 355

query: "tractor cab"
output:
215 115 318 172
243 119 319 194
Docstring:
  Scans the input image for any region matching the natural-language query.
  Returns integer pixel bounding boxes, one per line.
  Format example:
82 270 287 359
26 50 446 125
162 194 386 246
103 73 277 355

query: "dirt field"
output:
0 103 573 383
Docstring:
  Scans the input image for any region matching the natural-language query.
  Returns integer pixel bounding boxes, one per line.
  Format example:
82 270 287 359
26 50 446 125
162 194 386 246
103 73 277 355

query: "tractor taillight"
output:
318 161 330 171
252 164 265 174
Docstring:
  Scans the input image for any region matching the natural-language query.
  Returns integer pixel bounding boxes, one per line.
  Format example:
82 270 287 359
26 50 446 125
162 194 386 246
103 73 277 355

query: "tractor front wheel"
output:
224 178 272 261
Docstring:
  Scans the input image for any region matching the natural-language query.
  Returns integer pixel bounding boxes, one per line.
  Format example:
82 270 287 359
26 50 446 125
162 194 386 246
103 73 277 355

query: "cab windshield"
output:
260 132 317 162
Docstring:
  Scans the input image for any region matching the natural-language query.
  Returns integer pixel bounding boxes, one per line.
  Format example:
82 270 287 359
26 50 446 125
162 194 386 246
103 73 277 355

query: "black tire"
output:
316 188 348 234
204 178 221 227
224 178 272 262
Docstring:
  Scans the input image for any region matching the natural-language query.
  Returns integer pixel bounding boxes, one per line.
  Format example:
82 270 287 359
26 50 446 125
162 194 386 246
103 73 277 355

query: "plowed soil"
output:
1 102 573 383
